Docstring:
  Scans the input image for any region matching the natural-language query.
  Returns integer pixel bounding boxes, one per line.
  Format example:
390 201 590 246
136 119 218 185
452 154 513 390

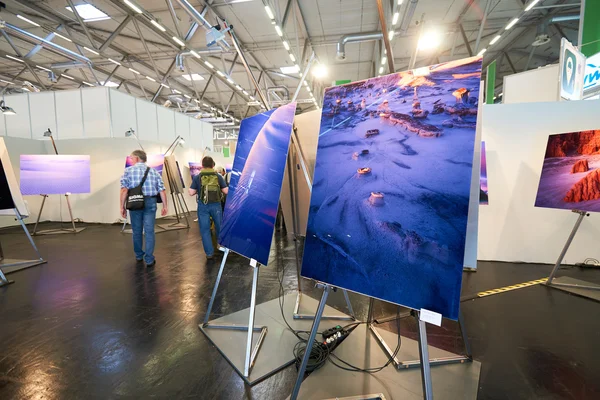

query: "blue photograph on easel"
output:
301 57 483 320
219 102 297 265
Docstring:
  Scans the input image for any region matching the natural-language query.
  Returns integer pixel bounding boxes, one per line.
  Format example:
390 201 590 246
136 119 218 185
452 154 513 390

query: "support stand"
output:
0 208 46 287
367 297 472 369
543 209 600 297
199 248 268 379
32 194 85 235
157 158 189 231
290 285 435 400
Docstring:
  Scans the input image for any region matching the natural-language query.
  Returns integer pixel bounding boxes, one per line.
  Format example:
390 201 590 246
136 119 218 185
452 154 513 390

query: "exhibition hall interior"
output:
1 0 599 399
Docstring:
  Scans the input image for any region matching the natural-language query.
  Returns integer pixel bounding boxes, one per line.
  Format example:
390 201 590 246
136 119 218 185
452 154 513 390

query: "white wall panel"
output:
480 99 600 264
4 94 31 139
135 98 158 142
55 90 84 139
202 122 213 151
175 112 190 142
503 65 560 104
28 92 57 140
109 89 137 139
189 118 203 149
157 106 176 145
82 87 110 138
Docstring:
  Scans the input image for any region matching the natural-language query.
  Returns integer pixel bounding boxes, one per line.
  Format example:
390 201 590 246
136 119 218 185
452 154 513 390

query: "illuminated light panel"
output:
151 20 166 32
108 58 121 65
84 46 99 55
61 74 75 80
190 50 201 59
265 6 275 19
66 4 110 22
525 0 541 12
17 15 40 27
182 73 204 81
146 76 156 82
283 41 290 50
128 68 140 74
275 25 283 37
490 35 502 45
123 0 143 14
5 55 23 63
172 36 185 47
289 53 296 62
204 61 214 68
505 18 519 30
54 32 72 42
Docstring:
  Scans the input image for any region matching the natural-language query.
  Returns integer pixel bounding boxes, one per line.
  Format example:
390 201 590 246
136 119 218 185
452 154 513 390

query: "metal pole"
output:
474 0 491 53
244 263 260 377
367 297 375 324
376 0 396 72
32 195 48 235
546 210 587 284
342 289 356 319
292 52 316 102
458 308 471 358
50 136 59 155
203 248 230 325
65 195 77 232
290 284 331 400
15 208 43 260
416 313 434 400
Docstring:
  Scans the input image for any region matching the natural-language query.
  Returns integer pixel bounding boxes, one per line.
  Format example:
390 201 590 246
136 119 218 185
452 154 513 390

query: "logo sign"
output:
583 51 600 96
559 38 585 101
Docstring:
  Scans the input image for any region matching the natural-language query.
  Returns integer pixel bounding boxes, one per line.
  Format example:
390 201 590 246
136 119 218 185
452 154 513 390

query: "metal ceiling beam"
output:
132 18 161 78
24 29 58 59
0 31 47 90
65 0 97 48
99 15 132 53
474 0 492 53
459 24 473 57
166 0 184 38
504 52 517 73
281 0 294 29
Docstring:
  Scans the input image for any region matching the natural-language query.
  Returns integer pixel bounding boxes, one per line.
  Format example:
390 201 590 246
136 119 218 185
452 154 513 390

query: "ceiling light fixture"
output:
66 4 110 22
190 50 201 59
161 83 170 88
217 71 225 77
182 73 204 81
108 58 121 65
82 81 94 87
312 64 328 78
379 66 384 74
381 56 387 64
392 12 399 25
146 76 156 82
6 55 23 63
265 5 275 20
524 0 541 12
204 61 214 68
17 15 40 27
172 36 185 47
227 78 234 84
61 73 75 80
275 25 283 37
280 65 300 74
490 35 502 45
173 89 181 94
242 90 249 95
128 68 140 74
289 53 296 62
388 31 394 40
123 0 143 14
283 41 290 50
477 48 487 56
84 46 99 55
54 32 72 42
104 81 119 87
151 20 166 32
417 30 442 50
0 79 13 85
36 65 51 72
505 18 519 30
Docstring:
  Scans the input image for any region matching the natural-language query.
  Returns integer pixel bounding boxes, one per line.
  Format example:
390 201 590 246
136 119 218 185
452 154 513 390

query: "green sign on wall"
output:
223 147 230 158
334 79 352 86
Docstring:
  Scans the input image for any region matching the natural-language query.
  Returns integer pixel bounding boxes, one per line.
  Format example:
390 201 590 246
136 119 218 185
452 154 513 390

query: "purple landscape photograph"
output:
480 141 488 205
301 56 483 320
20 155 91 195
125 154 164 175
535 130 600 212
189 162 201 178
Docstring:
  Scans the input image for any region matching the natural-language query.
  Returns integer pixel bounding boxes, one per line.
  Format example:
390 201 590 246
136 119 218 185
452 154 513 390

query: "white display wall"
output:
0 88 217 226
480 99 600 264
502 64 560 104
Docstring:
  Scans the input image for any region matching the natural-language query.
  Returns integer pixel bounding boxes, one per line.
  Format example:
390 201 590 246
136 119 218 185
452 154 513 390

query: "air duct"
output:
399 0 419 36
267 86 290 100
337 32 383 60
0 21 91 64
50 61 90 70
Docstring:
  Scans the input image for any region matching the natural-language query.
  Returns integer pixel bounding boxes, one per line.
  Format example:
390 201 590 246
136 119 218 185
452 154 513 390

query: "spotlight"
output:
43 128 52 137
418 30 442 51
0 100 16 115
48 71 57 83
125 128 135 137
312 64 328 79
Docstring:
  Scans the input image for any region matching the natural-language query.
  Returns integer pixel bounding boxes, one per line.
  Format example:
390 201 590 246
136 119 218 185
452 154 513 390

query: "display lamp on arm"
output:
164 135 185 157
125 128 144 151
43 129 59 155
0 100 16 115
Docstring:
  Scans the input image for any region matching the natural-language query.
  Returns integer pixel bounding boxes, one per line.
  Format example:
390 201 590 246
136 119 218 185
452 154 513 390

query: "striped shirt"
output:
121 162 165 196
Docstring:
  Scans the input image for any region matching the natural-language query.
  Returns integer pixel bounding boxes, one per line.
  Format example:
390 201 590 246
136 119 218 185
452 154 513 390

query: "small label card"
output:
420 308 442 327
250 259 257 267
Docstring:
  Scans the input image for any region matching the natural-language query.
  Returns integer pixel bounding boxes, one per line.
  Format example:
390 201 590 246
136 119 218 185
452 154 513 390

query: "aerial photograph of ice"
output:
219 102 297 265
125 154 164 175
189 162 202 178
535 130 600 212
20 155 91 195
301 56 482 320
480 141 488 204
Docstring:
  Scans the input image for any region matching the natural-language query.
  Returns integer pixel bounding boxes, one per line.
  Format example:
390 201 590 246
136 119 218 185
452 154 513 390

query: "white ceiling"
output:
0 0 583 123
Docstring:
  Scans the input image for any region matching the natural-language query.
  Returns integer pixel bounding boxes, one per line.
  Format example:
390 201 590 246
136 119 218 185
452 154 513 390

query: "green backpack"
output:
199 171 222 204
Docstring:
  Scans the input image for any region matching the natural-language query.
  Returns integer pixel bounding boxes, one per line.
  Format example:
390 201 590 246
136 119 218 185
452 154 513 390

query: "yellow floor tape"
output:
476 277 548 298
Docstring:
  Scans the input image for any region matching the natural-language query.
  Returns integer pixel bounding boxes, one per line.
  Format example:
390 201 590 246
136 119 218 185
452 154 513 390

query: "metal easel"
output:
544 209 600 293
0 208 46 287
33 129 85 235
159 154 190 231
199 248 268 379
290 284 435 400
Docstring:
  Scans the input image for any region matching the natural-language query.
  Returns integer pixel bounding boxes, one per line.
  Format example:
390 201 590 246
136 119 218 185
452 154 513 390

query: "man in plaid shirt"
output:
120 150 168 267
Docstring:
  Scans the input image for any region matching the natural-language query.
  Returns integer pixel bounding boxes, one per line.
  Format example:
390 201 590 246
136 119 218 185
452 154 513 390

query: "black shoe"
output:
146 261 156 268
136 258 144 262
206 254 215 260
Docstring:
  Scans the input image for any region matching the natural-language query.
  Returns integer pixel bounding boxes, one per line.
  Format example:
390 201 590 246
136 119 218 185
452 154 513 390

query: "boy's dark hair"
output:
131 149 147 162
202 156 215 168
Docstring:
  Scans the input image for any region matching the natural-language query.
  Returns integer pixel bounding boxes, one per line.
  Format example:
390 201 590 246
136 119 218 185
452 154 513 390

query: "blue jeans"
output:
197 201 222 257
129 196 157 264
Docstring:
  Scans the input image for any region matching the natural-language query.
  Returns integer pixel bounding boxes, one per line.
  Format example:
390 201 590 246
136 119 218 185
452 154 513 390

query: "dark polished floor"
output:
0 219 599 399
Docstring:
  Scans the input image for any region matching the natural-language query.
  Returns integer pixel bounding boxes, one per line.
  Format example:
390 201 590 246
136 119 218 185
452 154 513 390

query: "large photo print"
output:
301 57 483 319
219 102 297 265
20 155 91 195
535 130 600 212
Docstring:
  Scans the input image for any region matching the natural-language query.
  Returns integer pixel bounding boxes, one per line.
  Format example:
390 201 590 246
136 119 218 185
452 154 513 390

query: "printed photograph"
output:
189 161 202 178
480 141 488 205
219 102 297 265
301 57 483 319
20 155 91 195
535 130 600 212
125 154 165 175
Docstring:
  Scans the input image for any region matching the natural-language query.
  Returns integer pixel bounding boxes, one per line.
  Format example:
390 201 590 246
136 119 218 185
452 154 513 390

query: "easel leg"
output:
16 209 43 260
244 263 260 377
290 284 331 400
458 309 472 359
546 210 587 285
32 195 48 235
65 195 77 232
202 248 230 326
416 313 434 400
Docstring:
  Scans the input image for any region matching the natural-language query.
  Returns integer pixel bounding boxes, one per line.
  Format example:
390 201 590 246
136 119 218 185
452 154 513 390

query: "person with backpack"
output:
189 156 228 260
120 150 168 267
